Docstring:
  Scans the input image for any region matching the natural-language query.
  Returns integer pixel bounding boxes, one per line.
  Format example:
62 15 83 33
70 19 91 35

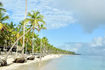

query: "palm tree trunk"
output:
25 40 28 54
16 41 18 57
44 44 46 55
32 32 34 55
22 0 27 56
40 38 42 61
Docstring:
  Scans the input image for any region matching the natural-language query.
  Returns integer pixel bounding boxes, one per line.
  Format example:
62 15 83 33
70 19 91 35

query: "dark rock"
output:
36 56 40 58
2 59 7 66
0 59 7 66
27 56 35 60
13 58 26 63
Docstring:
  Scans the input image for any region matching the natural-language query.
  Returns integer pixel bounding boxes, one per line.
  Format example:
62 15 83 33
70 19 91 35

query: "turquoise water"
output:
17 55 105 70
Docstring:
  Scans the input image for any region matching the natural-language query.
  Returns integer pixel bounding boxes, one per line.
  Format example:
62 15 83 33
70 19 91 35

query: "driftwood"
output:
0 59 7 66
27 56 35 60
13 57 26 63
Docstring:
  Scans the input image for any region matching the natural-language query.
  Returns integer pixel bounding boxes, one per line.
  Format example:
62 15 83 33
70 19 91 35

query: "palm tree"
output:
35 36 41 53
42 37 48 55
0 3 9 55
26 11 46 55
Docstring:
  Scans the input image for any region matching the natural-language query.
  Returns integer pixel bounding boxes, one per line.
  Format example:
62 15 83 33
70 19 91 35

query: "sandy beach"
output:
0 54 61 70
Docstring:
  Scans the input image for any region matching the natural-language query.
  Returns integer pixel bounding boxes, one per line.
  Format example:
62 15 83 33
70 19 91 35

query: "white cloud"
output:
51 0 105 33
42 6 76 29
0 0 76 29
91 37 105 47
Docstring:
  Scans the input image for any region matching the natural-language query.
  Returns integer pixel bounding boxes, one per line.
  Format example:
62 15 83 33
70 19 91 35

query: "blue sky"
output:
1 0 105 55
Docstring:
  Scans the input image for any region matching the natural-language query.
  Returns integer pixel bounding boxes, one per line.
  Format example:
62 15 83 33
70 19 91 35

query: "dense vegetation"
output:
0 2 75 55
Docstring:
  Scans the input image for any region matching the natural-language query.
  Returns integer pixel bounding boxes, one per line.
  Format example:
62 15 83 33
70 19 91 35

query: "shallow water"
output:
16 55 105 70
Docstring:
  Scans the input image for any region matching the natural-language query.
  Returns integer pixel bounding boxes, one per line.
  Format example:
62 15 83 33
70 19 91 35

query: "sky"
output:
0 0 105 55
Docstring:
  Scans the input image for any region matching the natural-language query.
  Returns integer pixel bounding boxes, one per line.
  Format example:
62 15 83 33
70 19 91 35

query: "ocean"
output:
16 55 105 70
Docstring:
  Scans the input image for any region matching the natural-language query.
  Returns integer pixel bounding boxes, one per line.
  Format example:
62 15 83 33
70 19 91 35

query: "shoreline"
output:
0 54 62 70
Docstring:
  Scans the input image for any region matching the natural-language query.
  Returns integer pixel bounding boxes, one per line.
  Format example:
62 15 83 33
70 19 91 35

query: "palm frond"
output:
37 14 44 19
27 12 32 17
0 8 6 12
38 19 46 24
1 15 9 21
35 11 40 17
41 24 46 29
0 2 3 7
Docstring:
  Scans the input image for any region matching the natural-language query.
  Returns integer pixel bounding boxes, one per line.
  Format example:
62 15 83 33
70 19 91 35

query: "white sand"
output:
0 54 61 70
